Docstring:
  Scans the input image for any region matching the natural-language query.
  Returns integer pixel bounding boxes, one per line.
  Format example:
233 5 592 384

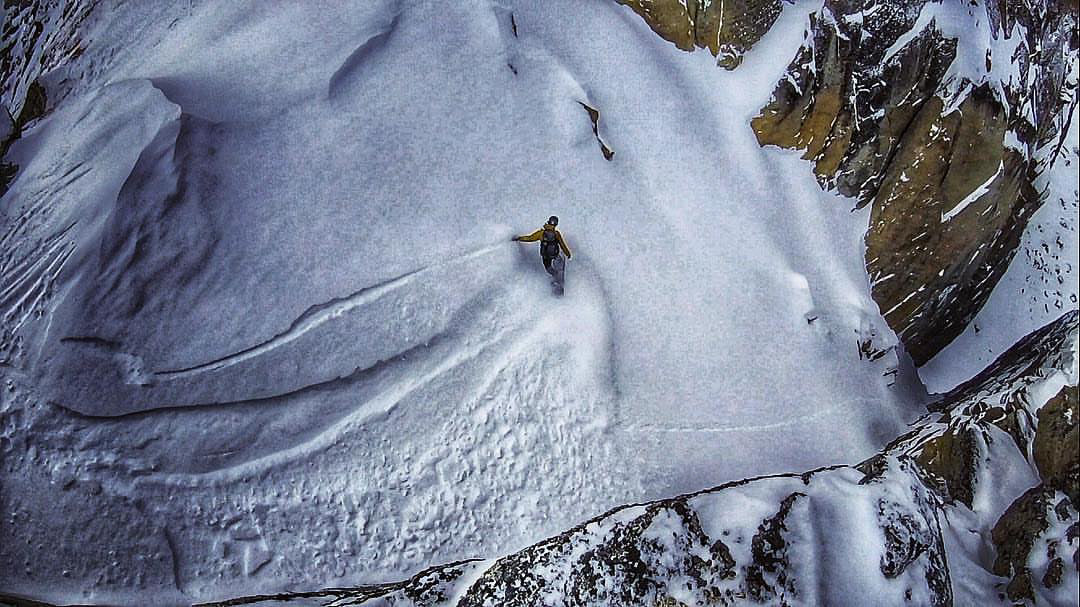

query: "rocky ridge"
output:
752 0 1079 365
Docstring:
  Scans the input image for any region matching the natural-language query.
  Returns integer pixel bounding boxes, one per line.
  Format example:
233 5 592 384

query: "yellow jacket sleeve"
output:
516 229 544 242
557 231 571 258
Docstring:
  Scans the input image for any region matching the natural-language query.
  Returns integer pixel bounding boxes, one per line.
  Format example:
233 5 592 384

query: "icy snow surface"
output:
1 0 928 602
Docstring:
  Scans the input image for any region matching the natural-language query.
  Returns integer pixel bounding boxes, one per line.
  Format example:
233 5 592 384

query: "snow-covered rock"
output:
750 0 1078 365
0 0 1076 604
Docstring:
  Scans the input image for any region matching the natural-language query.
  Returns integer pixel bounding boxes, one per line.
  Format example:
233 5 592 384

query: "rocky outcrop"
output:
2 0 94 197
616 0 1077 364
613 0 788 68
990 485 1077 603
752 0 1079 364
875 310 1077 503
1034 386 1079 506
870 310 1079 604
1 0 95 121
985 383 1080 603
0 104 13 149
0 104 15 196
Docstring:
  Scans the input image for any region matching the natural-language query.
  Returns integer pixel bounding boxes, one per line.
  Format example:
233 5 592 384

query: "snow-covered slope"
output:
0 0 1076 605
0 1 924 602
160 311 1079 607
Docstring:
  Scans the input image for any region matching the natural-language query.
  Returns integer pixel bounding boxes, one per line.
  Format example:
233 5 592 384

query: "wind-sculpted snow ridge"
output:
194 312 1077 607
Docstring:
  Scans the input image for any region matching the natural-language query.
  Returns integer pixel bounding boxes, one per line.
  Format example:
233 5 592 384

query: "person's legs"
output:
550 255 565 295
543 256 555 275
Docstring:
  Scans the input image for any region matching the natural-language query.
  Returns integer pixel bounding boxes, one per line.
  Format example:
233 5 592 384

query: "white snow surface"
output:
1 0 931 602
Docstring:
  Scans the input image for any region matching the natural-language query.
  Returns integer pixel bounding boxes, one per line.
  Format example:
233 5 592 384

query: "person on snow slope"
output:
512 216 572 277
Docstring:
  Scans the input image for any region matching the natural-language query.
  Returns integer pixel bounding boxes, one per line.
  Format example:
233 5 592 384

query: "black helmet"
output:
548 216 558 226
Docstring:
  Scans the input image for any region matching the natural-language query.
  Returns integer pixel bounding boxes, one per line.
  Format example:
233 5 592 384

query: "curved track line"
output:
141 321 518 487
154 243 502 380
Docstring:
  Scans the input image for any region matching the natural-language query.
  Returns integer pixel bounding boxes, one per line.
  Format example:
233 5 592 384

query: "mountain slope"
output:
0 0 1076 605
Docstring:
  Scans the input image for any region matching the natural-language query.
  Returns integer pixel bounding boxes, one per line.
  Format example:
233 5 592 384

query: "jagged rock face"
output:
879 310 1078 506
1 0 96 123
911 427 980 507
862 311 1080 604
1035 385 1080 506
613 0 786 68
456 498 740 606
752 0 1078 364
0 104 14 195
990 485 1078 603
0 105 13 149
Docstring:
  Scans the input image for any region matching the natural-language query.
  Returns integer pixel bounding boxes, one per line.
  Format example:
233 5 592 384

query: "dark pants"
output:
543 255 564 279
543 255 556 274
543 255 565 293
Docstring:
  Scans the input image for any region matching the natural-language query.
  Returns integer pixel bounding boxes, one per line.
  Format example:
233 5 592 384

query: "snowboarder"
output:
512 216 572 294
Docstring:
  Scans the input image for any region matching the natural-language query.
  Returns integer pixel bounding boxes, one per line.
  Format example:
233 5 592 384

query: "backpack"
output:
540 229 560 258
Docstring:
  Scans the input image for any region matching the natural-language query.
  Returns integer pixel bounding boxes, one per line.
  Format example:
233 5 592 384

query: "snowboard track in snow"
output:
44 274 555 483
154 243 503 381
134 321 528 485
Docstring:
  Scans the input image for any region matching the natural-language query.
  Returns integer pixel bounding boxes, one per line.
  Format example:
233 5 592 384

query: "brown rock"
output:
752 0 1077 364
614 0 696 51
1034 386 1080 506
14 79 47 130
991 485 1056 603
614 0 784 68
865 90 1037 364
913 428 980 507
1042 556 1064 588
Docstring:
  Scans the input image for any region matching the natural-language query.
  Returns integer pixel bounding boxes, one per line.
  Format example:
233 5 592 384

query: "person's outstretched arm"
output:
513 229 544 242
557 231 571 258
